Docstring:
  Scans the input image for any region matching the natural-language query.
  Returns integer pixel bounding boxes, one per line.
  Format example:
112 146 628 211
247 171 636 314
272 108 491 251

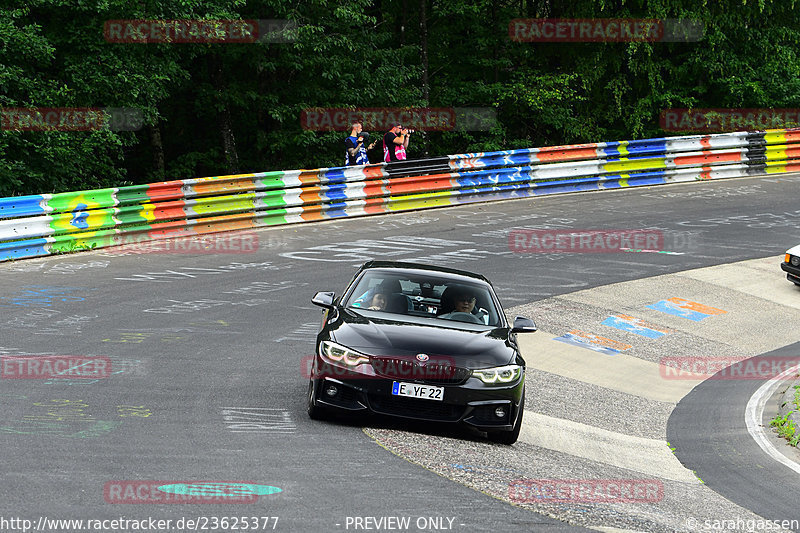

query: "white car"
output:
781 245 800 286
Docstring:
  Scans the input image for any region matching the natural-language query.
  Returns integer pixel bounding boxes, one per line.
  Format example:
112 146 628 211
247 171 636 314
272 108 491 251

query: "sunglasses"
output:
457 296 476 303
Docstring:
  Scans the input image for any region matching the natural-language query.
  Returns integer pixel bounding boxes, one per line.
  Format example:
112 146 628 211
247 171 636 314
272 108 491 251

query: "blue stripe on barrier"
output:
0 195 47 219
324 201 349 218
321 169 347 183
597 171 669 188
322 183 348 201
625 139 668 155
0 238 50 261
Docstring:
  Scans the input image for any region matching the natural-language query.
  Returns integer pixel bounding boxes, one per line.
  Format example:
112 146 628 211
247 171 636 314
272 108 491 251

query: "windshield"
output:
345 270 502 327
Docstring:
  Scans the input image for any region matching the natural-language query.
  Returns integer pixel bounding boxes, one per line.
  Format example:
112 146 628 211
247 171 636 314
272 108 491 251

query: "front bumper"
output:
311 372 524 431
781 260 800 283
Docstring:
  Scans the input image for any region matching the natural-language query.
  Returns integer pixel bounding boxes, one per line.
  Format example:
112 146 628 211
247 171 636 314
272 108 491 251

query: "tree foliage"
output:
1 0 799 195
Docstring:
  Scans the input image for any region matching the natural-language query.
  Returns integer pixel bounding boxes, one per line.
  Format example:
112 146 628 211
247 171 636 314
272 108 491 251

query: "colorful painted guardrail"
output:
2 128 800 261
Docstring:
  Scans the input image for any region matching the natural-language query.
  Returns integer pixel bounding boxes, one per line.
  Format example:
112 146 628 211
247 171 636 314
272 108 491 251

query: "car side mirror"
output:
511 316 537 333
311 291 335 309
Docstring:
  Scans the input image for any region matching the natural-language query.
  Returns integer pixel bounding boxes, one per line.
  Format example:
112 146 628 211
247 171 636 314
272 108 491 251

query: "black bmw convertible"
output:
307 260 537 444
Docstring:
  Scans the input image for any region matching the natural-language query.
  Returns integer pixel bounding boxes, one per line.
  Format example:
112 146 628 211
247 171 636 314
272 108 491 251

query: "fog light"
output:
325 384 339 397
494 406 507 419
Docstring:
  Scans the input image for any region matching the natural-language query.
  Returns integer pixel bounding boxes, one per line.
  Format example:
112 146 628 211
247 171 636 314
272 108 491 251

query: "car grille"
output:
370 357 471 385
368 394 464 422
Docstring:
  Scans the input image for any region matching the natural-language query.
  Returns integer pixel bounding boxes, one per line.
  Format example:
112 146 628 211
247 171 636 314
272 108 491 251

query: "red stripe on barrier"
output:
536 145 599 162
385 174 455 195
145 181 185 202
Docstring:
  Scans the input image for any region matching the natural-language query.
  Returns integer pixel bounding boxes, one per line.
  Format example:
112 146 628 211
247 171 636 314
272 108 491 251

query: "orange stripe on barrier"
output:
363 182 386 198
363 166 388 179
299 187 323 205
152 202 188 221
298 171 321 185
146 221 196 238
674 152 743 165
192 178 256 196
146 182 185 202
536 145 598 162
781 130 800 143
300 204 325 221
385 174 455 195
363 197 389 214
194 213 257 233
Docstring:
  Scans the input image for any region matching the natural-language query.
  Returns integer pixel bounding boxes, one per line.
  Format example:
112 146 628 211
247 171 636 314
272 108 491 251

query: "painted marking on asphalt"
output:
519 411 698 483
677 256 800 311
552 330 632 356
519 331 697 403
744 364 800 475
620 248 684 255
601 314 671 338
221 407 296 434
646 297 726 321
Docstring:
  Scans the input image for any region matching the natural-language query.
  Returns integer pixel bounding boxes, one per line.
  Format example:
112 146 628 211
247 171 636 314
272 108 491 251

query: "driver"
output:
452 290 477 314
439 287 488 324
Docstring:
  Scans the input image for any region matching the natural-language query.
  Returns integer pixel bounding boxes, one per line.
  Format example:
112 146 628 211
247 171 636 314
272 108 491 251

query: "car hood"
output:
787 244 800 256
328 309 517 368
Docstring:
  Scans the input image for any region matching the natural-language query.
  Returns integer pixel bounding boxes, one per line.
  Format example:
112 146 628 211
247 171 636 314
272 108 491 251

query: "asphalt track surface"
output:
1 173 800 532
668 341 800 526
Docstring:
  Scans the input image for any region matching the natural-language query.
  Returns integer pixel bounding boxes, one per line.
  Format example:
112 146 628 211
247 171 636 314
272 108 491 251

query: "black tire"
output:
487 391 524 445
307 379 327 420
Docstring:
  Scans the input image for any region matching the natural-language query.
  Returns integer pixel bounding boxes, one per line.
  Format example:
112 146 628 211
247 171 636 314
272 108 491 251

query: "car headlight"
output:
472 364 522 384
792 255 800 267
320 341 370 367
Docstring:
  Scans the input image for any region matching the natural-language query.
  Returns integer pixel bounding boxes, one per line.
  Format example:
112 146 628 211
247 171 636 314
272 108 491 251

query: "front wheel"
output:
307 379 327 420
487 391 524 445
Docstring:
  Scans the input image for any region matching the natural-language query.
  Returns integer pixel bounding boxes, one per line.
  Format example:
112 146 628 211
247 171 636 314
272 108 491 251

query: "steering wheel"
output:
442 312 483 324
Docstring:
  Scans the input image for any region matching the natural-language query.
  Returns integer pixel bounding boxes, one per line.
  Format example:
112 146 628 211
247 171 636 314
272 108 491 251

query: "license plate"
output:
391 381 444 401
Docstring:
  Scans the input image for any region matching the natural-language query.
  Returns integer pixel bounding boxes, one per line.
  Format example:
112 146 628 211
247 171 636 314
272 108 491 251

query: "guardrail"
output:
2 128 800 261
